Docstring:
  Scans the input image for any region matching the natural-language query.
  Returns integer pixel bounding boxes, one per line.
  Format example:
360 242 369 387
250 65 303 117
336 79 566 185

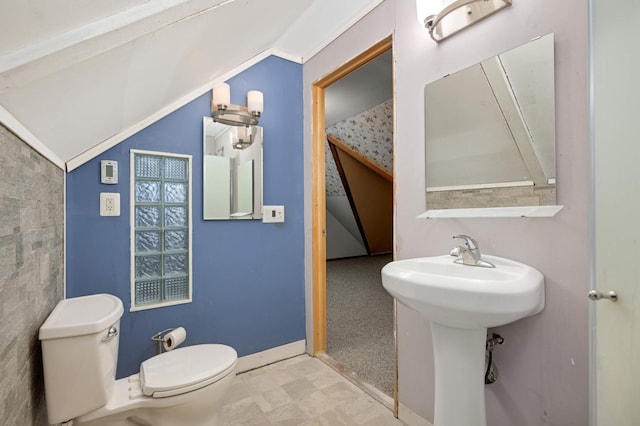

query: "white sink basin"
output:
381 254 545 426
381 254 544 328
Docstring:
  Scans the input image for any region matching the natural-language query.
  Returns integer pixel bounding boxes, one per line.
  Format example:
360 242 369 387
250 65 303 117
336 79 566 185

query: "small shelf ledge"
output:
418 205 564 219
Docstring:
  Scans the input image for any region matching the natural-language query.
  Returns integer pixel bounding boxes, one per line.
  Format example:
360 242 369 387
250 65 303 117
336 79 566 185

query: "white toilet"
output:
39 293 237 426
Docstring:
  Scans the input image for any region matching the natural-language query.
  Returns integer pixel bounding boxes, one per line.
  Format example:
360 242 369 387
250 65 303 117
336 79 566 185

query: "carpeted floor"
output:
326 254 395 397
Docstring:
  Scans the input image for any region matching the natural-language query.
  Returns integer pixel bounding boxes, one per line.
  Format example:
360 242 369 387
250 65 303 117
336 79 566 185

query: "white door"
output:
591 0 640 424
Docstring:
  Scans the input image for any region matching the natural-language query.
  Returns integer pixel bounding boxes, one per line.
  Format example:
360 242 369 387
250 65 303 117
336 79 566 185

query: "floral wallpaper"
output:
325 99 393 196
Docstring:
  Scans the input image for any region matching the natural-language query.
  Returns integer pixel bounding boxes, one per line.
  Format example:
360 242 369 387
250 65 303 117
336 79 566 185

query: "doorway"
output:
311 36 396 413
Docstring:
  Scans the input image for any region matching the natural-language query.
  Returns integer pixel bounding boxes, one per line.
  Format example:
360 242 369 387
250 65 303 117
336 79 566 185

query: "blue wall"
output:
66 56 305 378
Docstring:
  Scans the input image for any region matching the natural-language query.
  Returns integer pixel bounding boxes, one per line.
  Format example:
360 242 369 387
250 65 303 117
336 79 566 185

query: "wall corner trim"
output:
0 105 66 170
269 48 303 64
236 340 306 373
65 47 302 172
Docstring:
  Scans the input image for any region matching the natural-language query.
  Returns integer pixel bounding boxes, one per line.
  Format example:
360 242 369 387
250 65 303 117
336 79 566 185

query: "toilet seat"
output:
140 344 237 398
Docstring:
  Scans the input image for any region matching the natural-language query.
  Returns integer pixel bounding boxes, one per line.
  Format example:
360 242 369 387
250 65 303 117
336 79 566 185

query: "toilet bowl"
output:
39 294 237 426
75 344 237 426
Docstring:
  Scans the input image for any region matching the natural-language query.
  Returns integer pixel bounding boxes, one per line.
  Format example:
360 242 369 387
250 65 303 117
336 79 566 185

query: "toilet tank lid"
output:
39 294 124 340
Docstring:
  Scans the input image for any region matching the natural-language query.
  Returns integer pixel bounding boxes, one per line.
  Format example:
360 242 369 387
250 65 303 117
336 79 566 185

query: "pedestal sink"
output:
381 254 544 426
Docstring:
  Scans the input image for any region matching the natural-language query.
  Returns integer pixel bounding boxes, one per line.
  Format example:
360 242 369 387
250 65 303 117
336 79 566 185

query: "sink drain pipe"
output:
485 333 504 384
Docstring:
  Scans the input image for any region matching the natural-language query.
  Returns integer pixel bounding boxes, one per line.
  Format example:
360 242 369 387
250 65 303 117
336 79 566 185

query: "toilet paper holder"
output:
151 328 177 355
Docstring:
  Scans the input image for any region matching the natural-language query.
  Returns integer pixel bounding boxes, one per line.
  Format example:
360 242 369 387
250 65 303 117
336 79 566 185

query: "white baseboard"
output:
236 340 306 373
398 403 433 426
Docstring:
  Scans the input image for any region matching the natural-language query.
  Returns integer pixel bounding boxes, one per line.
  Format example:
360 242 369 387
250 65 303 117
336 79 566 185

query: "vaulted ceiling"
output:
0 0 384 167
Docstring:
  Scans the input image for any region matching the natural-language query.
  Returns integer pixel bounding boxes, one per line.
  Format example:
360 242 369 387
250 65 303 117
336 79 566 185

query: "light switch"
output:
100 193 120 216
262 205 285 223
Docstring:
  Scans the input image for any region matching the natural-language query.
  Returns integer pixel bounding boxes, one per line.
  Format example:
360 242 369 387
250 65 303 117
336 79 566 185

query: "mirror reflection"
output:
203 117 263 220
425 33 555 210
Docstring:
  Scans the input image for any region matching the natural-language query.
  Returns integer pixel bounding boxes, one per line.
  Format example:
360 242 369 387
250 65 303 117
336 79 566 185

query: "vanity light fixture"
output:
232 126 254 150
416 0 512 43
212 82 263 127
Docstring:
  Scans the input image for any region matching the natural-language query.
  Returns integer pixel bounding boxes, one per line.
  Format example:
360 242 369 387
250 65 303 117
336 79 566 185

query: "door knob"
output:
587 290 618 302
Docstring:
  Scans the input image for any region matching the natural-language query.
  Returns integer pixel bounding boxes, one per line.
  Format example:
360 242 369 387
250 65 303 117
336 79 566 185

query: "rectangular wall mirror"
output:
425 33 556 211
203 117 263 220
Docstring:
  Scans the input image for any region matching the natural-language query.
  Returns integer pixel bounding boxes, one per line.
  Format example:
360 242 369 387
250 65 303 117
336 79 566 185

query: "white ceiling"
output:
324 50 393 126
0 0 384 167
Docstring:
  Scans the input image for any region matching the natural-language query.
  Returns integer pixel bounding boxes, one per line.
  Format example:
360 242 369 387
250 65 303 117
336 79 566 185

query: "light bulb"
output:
247 90 264 115
213 83 230 108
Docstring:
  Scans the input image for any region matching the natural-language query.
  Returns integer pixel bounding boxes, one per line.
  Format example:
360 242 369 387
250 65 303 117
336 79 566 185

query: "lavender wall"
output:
67 55 306 378
304 1 589 425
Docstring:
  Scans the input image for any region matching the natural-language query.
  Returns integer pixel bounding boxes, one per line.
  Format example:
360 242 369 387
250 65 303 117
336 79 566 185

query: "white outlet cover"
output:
100 192 120 216
262 205 285 223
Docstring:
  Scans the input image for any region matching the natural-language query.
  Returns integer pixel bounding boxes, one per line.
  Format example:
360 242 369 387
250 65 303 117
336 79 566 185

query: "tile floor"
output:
220 355 405 425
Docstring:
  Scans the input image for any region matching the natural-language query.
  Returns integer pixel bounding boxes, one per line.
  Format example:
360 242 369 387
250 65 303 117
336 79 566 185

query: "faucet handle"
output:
453 234 479 250
449 246 463 257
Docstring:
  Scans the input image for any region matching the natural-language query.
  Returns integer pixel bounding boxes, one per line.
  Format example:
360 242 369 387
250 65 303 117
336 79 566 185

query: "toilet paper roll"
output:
163 327 186 351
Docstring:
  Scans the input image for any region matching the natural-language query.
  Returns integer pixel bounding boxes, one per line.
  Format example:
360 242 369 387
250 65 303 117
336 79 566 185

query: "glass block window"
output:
131 150 192 310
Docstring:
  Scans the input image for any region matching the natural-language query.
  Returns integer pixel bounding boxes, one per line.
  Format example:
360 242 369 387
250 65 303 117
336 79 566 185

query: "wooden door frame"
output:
311 35 395 406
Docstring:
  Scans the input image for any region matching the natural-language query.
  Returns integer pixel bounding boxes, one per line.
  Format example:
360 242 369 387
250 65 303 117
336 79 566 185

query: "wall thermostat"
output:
101 160 118 184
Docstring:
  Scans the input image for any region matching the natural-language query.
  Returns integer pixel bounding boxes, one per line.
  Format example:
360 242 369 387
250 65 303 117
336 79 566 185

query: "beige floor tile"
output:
254 387 293 413
263 367 299 387
287 357 325 378
244 372 285 394
221 355 403 426
265 401 309 425
221 396 270 425
295 389 339 418
299 407 355 425
336 396 391 424
281 377 319 400
321 381 361 404
305 368 343 390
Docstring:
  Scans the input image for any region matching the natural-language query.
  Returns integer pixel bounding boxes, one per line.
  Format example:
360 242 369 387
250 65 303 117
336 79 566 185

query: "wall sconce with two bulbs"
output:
416 0 512 43
211 82 263 127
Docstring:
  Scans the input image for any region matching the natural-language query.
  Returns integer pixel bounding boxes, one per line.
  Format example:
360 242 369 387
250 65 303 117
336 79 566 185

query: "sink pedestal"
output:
381 254 545 426
430 322 487 426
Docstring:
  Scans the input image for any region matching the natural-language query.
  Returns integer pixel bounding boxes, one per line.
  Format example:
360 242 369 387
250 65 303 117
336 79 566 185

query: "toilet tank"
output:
39 294 124 424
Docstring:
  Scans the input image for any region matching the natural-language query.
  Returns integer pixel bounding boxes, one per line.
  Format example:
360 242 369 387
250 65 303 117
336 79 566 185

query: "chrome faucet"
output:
450 235 495 268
